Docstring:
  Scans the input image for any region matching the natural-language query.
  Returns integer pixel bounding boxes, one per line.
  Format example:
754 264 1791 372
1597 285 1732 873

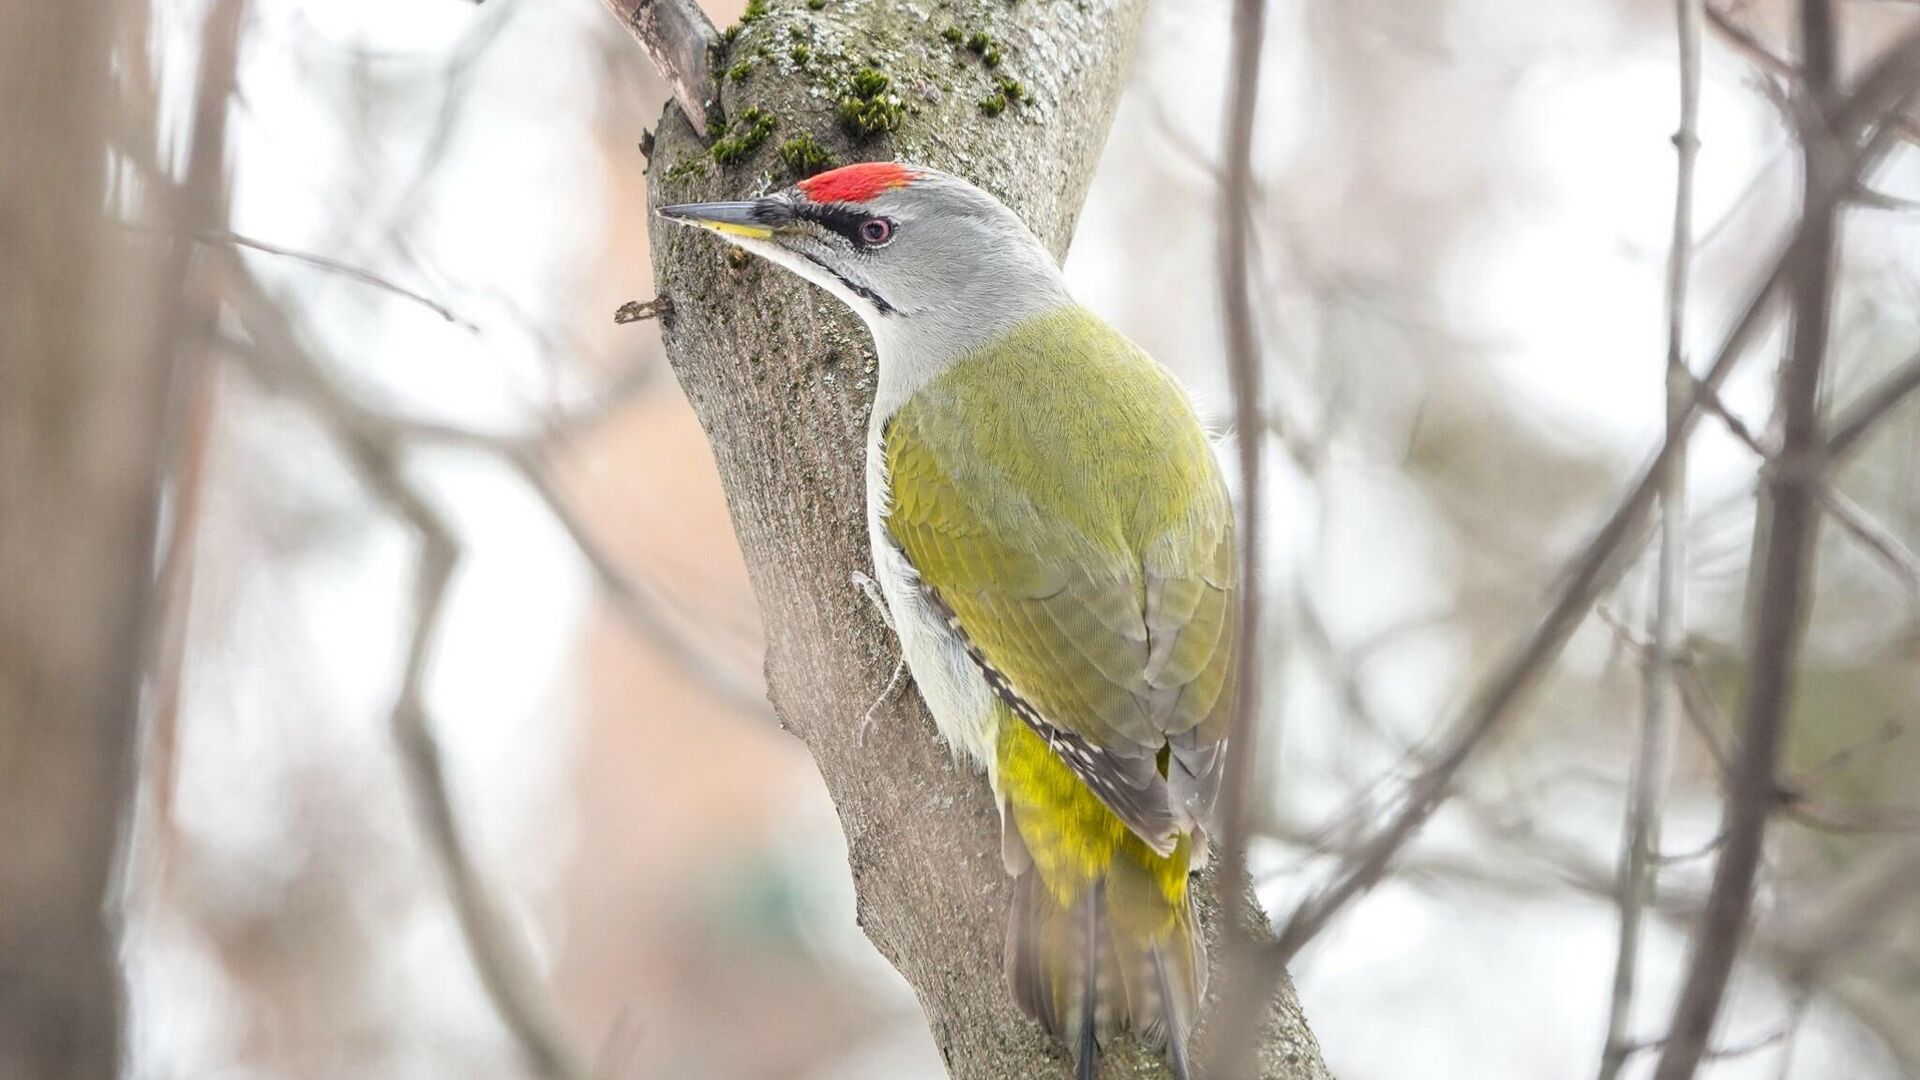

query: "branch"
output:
1769 840 1920 982
1594 607 1736 783
1598 611 1920 837
1692 379 1920 595
1204 0 1276 1071
1623 1025 1791 1064
504 445 772 716
1253 13 1920 982
1598 1 1704 1074
1828 345 1920 459
217 252 593 1080
200 228 477 329
378 463 595 1080
1651 1 1843 1073
1293 794 1910 1072
209 327 770 717
600 0 720 135
1819 487 1920 595
1284 790 1918 985
1706 2 1920 144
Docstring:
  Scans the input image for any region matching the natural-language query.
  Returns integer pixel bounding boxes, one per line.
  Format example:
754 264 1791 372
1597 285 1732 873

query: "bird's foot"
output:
850 569 895 631
859 654 910 747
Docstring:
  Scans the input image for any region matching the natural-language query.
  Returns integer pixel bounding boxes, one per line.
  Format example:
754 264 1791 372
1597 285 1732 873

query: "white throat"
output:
859 248 1075 429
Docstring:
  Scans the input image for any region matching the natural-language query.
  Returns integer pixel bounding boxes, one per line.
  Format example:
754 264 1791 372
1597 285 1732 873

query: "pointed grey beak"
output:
656 198 793 240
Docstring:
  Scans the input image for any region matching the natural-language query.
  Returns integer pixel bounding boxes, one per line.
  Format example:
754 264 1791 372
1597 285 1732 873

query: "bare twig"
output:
1828 346 1920 459
358 366 659 458
1272 795 1913 1062
210 322 769 715
1608 617 1920 835
1705 2 1920 144
1624 1025 1791 1062
1202 0 1273 1071
1769 992 1811 1080
1594 608 1737 784
1250 15 1920 993
505 446 771 716
201 228 477 329
1651 3 1842 1074
1769 841 1920 981
1213 0 1270 931
599 0 721 135
360 392 768 714
1819 487 1920 596
1693 378 1920 594
217 252 593 1080
1598 3 1703 1074
378 463 595 1080
1782 794 1920 833
1674 659 1739 782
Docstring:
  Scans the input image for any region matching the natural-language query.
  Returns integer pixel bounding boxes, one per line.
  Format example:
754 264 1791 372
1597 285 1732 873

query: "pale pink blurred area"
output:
552 393 912 1078
543 34 933 1068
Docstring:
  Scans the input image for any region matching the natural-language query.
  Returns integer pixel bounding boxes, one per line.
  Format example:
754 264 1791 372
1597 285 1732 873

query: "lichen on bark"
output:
642 2 1329 1075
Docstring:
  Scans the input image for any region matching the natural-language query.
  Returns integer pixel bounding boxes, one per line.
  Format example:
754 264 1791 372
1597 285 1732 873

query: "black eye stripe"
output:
800 202 888 247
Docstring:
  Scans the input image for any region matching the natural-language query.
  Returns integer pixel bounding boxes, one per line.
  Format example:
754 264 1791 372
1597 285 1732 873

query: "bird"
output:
658 161 1234 1080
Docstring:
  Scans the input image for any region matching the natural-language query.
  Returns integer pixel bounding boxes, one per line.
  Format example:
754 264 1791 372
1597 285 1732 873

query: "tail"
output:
1004 849 1205 1079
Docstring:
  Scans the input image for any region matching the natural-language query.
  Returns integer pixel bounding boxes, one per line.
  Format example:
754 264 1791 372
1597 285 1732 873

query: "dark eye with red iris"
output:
859 218 893 245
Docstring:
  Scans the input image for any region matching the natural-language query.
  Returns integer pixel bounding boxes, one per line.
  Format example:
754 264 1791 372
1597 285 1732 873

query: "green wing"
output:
882 308 1236 850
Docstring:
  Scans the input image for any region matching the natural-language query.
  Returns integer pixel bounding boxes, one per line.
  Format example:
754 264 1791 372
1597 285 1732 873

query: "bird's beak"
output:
656 198 793 241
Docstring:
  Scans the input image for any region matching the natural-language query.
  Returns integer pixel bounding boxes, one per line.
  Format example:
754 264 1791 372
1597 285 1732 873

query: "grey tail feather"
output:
1076 880 1102 1080
1153 947 1194 1080
1010 865 1202 1080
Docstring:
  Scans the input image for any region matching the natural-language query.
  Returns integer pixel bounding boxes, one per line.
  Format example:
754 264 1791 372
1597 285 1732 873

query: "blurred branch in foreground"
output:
192 226 767 715
1231 7 1920 1056
113 9 764 1066
1654 4 1845 1068
1204 0 1284 1073
1267 6 1920 949
0 0 234 1075
1705 1 1920 145
214 252 595 1080
1598 1 1704 1076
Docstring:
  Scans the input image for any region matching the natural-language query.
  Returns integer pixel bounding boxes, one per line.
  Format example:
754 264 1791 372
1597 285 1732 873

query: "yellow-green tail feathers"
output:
998 716 1205 1078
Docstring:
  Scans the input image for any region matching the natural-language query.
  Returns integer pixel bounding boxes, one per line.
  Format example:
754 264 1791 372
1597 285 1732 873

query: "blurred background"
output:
12 0 1919 1077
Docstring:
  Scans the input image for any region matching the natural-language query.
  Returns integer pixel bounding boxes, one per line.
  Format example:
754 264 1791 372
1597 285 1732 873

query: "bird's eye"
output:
859 217 894 246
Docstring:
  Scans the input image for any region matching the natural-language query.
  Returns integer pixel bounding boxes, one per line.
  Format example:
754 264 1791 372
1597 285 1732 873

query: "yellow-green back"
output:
880 305 1231 1076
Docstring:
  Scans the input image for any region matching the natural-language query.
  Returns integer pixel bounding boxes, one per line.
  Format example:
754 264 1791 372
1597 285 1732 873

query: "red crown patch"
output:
797 161 921 204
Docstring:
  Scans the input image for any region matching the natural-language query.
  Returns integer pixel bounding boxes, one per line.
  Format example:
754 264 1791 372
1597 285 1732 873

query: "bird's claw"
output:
851 569 895 630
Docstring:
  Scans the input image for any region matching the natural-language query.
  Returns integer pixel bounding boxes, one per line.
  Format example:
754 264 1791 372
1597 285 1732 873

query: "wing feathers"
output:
880 314 1236 850
928 586 1178 852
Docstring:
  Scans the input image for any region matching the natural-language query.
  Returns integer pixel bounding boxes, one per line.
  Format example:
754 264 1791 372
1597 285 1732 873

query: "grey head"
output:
657 162 1073 368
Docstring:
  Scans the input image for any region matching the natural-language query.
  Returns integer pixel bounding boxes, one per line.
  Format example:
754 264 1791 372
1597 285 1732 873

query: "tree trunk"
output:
0 1 169 1077
643 2 1327 1075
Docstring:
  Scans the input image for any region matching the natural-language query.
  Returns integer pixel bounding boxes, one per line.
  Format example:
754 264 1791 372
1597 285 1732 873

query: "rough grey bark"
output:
0 1 167 1076
641 1 1326 1076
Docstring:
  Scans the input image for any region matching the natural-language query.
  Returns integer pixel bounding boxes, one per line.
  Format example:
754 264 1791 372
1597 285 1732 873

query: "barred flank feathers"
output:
1004 864 1203 1080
